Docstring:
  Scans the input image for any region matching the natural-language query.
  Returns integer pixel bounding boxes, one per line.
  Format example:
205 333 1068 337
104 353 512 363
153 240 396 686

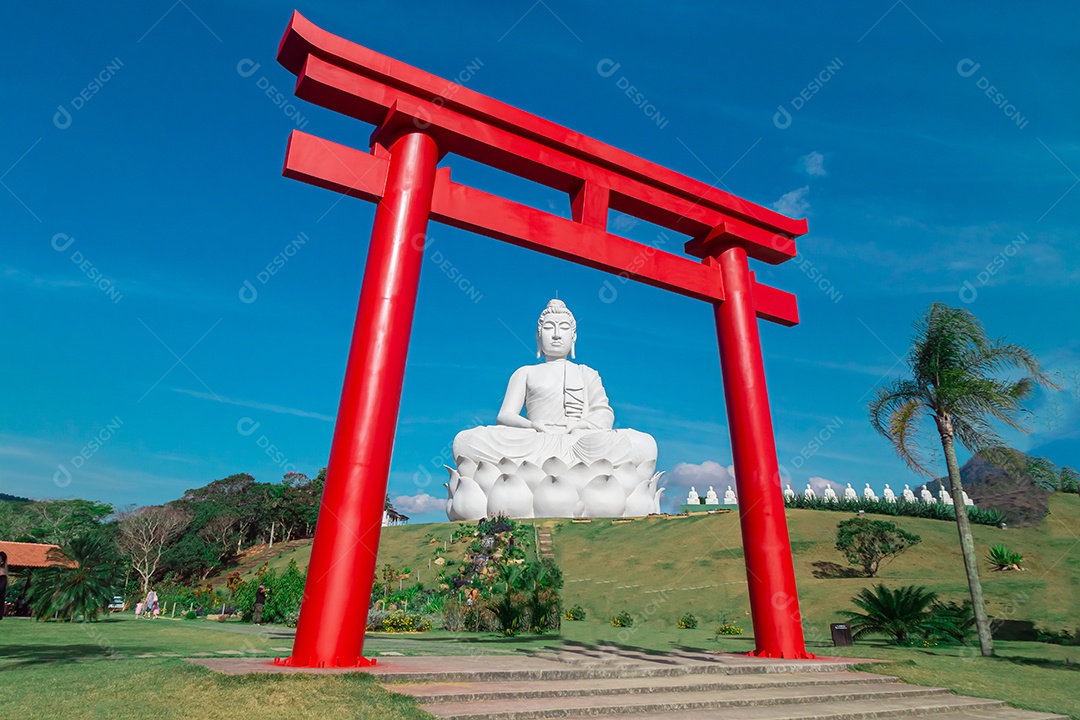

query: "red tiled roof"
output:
0 541 73 568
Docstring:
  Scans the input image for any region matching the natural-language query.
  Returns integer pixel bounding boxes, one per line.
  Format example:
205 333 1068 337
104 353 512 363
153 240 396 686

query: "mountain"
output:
927 449 1050 527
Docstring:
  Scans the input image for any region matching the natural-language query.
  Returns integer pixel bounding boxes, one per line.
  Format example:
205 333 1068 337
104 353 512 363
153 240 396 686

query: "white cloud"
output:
172 387 334 422
771 186 810 217
391 492 446 515
801 151 827 176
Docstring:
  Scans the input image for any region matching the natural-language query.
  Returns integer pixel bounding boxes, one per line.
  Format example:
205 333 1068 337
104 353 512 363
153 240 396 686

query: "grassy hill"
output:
240 494 1080 639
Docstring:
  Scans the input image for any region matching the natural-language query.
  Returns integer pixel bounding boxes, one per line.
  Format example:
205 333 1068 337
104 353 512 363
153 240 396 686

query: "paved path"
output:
189 648 1067 719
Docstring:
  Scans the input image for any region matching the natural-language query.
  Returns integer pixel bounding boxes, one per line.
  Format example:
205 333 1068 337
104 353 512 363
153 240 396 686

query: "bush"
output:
678 613 698 629
234 560 306 624
564 604 587 621
784 494 1008 526
366 608 389 631
382 611 431 633
442 599 466 632
987 543 1023 571
611 611 634 627
835 518 921 577
841 584 949 645
183 610 197 620
715 624 743 635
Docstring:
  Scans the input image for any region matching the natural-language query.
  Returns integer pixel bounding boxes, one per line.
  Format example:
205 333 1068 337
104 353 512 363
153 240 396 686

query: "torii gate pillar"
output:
288 130 439 668
707 242 807 657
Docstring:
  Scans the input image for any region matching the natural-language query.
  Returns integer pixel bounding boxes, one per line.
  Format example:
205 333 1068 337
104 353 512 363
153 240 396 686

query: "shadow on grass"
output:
811 561 864 579
998 654 1080 672
0 643 167 670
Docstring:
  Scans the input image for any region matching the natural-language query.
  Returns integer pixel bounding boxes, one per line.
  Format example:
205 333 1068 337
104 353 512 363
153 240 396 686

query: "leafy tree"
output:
835 517 921 577
116 505 191 592
841 584 940 645
28 533 122 622
1026 456 1079 494
868 302 1055 656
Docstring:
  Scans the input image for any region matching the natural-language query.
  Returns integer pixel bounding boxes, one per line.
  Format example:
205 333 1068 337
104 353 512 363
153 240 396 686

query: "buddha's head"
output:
536 298 576 360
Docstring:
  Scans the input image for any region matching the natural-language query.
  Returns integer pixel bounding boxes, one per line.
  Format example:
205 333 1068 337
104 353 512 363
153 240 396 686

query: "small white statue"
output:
921 487 936 504
962 490 974 507
705 486 720 504
803 484 817 500
723 486 737 505
939 487 954 506
824 485 838 503
686 486 700 504
883 484 896 503
863 483 878 501
783 484 795 501
844 483 858 501
902 484 916 503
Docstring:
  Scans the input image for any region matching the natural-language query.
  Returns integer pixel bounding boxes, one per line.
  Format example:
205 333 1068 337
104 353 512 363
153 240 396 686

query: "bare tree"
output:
116 505 191 593
198 514 238 569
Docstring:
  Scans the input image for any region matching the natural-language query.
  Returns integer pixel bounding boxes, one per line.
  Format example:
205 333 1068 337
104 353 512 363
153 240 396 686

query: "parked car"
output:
108 595 125 612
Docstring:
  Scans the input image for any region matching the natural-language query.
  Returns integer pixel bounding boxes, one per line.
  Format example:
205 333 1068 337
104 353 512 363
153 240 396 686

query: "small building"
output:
382 509 410 526
0 540 71 570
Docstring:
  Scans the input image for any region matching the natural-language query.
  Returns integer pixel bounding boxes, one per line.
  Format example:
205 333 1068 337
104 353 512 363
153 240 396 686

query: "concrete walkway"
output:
189 648 1067 719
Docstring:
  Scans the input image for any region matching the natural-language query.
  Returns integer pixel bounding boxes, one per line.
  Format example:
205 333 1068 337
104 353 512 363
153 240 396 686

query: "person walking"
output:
253 584 268 625
145 589 158 619
0 551 9 619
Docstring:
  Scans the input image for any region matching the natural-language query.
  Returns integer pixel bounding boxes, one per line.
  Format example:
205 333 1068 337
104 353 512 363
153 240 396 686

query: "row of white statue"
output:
441 299 977 521
691 482 975 507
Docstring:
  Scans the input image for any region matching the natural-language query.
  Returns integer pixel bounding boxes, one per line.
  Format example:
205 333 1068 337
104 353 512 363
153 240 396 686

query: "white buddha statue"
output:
686 486 700 505
448 299 659 519
883 484 896 503
940 487 954 505
962 490 974 506
722 486 736 504
453 299 657 470
704 486 719 504
921 487 935 504
902 484 916 503
824 485 838 503
783 484 795 501
863 483 877 501
803 484 817 500
843 483 858 501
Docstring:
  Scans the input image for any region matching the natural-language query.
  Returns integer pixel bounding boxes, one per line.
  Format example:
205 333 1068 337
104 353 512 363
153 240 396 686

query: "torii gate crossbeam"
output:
272 11 813 667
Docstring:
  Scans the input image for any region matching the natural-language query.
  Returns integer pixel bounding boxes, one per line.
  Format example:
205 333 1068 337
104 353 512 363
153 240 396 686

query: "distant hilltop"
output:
927 448 1056 527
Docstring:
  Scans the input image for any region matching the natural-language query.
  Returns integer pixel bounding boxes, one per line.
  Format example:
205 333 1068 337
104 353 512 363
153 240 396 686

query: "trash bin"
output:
830 623 853 647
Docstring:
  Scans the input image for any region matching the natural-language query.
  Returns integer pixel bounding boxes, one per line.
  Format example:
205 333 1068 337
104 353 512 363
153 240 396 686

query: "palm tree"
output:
29 534 121 622
868 302 1056 656
841 584 940 645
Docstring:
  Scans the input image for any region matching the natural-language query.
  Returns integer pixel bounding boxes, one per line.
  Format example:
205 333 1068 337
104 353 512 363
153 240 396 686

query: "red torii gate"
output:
273 11 812 666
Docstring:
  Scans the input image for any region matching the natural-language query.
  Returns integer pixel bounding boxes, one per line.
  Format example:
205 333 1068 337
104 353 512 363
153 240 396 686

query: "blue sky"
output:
3 2 1077 521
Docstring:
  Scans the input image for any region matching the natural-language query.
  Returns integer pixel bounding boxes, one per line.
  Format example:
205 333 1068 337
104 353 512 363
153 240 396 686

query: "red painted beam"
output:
281 130 799 326
277 12 806 260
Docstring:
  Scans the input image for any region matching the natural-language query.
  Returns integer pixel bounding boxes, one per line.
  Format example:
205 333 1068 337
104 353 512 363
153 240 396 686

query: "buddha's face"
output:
537 313 575 359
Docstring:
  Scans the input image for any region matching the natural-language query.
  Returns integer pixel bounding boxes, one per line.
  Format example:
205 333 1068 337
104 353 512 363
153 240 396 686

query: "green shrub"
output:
987 543 1023 570
715 624 743 635
183 610 197 620
564 604 587 621
678 613 698 629
611 611 634 627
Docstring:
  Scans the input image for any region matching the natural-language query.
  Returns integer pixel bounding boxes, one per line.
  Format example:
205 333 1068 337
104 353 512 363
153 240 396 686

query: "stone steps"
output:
376 652 1066 720
395 670 899 704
